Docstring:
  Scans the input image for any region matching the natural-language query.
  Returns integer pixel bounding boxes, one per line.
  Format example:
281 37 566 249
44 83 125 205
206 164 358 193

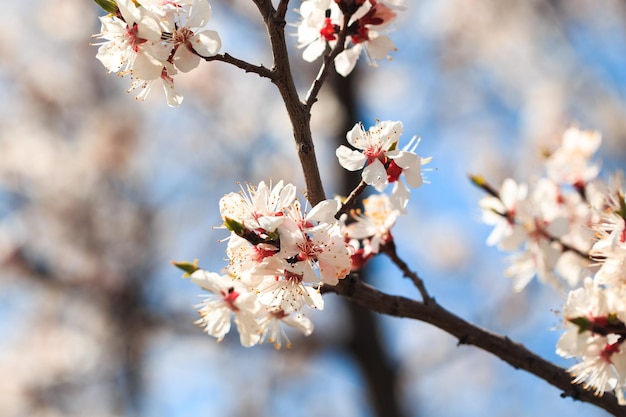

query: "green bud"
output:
171 259 199 277
568 316 591 333
468 174 500 198
224 217 245 236
469 174 486 188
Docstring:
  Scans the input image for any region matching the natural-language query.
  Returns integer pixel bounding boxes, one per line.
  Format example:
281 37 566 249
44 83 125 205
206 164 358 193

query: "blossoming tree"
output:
88 0 626 414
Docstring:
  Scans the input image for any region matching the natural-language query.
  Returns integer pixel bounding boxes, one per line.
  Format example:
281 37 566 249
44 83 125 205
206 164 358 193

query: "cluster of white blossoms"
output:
92 0 406 107
92 0 221 106
478 127 602 292
297 0 404 76
477 127 626 401
180 120 430 348
186 180 351 349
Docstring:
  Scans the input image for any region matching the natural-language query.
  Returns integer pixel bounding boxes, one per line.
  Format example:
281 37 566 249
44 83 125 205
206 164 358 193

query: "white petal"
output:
336 145 367 171
174 45 201 73
362 160 388 191
163 81 183 107
365 35 396 60
190 30 222 57
302 38 326 62
390 181 410 213
132 51 164 80
334 45 362 77
307 199 340 223
188 0 212 28
117 0 141 25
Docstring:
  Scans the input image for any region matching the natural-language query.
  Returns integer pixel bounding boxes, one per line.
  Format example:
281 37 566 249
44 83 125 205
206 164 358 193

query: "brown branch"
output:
199 53 274 79
323 275 624 416
251 0 326 205
335 178 368 219
275 0 290 22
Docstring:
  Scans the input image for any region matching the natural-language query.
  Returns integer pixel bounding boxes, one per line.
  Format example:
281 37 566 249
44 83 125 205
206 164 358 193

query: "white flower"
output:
128 62 183 106
296 0 402 76
146 0 222 72
546 126 602 185
279 200 352 286
479 178 528 249
190 270 261 347
257 272 325 311
336 120 402 191
337 120 429 211
258 308 314 349
93 0 221 105
220 180 297 233
504 239 562 291
93 0 169 79
345 194 399 254
297 0 341 62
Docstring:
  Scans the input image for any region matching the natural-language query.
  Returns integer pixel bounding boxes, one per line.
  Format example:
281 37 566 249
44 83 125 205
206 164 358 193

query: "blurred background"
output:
1 0 625 416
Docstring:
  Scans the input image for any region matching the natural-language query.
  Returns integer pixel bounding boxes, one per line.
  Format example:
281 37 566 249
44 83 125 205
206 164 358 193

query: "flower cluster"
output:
178 120 430 348
92 0 221 106
556 172 626 402
297 0 403 76
183 180 352 349
475 126 626 401
476 127 601 291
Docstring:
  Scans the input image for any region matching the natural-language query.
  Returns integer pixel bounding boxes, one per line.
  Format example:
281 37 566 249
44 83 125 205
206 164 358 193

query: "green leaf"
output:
171 259 199 277
94 0 119 14
616 192 626 220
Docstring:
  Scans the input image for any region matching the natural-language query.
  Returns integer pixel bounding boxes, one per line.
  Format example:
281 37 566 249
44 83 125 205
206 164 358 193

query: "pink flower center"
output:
364 145 386 165
284 270 303 283
386 160 403 183
601 342 620 362
320 18 338 41
126 23 147 53
221 287 240 312
173 27 194 46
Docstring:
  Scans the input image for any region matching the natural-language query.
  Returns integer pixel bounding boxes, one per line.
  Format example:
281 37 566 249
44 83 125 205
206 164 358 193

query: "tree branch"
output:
252 0 326 205
323 275 624 416
335 178 368 219
199 53 274 79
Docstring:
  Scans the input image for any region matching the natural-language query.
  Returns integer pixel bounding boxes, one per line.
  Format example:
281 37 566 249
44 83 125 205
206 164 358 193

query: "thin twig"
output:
198 53 274 79
335 179 368 219
305 12 354 109
379 239 433 304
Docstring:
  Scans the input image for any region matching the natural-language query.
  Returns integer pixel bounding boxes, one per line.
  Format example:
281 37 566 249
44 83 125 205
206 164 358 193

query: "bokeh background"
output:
1 1 625 416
